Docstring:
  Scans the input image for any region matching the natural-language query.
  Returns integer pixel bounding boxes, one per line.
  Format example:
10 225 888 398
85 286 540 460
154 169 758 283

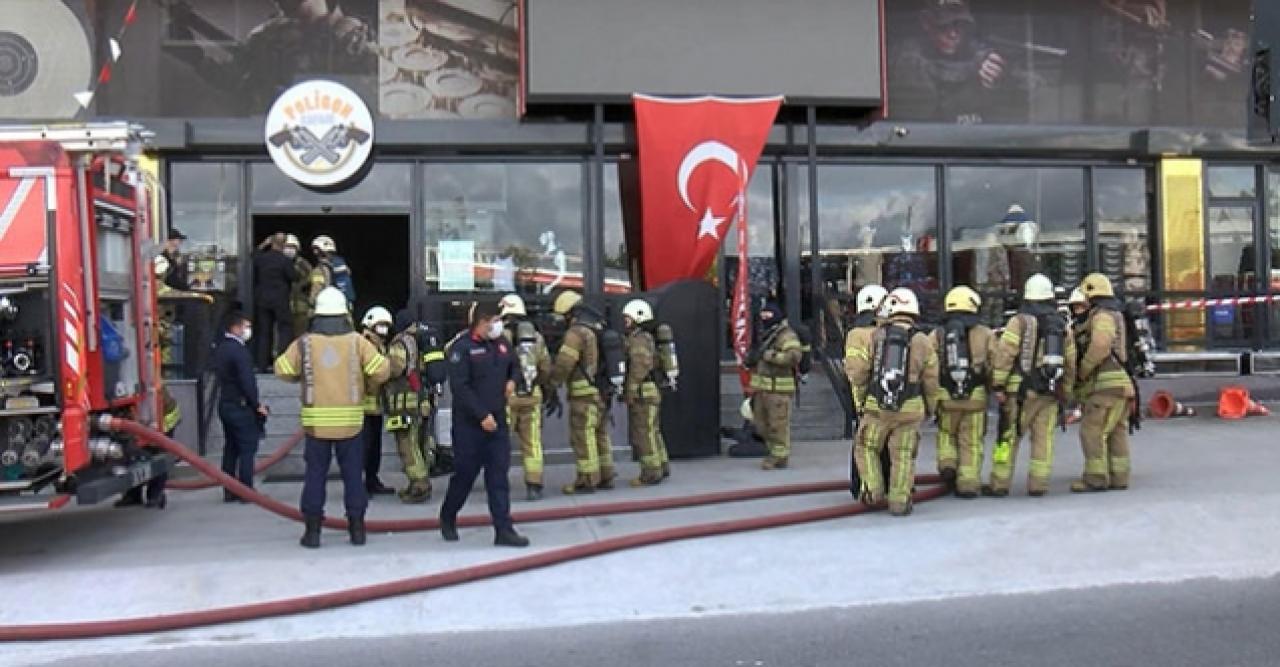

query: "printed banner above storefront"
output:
885 0 1250 128
2 0 518 122
632 94 781 289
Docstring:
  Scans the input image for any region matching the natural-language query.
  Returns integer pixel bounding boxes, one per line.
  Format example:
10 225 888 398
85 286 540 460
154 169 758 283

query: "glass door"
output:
1204 203 1260 348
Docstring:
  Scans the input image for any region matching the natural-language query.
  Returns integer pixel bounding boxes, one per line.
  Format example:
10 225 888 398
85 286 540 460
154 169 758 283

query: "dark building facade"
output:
3 0 1278 359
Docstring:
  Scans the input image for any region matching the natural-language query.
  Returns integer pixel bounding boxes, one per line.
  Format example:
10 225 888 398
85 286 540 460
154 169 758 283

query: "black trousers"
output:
362 414 384 487
254 297 293 369
219 403 259 497
441 425 513 532
300 434 367 518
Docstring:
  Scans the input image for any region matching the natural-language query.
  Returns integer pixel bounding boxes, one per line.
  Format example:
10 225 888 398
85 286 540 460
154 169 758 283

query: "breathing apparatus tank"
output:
654 323 680 391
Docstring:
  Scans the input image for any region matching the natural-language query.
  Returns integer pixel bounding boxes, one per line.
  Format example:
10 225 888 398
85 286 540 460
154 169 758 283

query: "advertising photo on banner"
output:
886 0 1250 128
12 0 519 120
632 94 781 382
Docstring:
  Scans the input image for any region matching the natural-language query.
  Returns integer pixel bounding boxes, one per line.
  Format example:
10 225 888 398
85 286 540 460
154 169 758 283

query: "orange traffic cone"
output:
1148 390 1195 419
1247 398 1271 417
1217 385 1250 420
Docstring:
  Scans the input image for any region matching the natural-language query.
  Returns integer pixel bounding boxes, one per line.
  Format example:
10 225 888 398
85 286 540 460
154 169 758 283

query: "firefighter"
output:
843 284 889 496
933 285 994 498
274 287 390 549
359 306 396 495
1072 273 1135 493
284 234 313 338
309 235 355 313
383 309 437 503
549 290 614 494
746 302 804 470
621 298 668 486
439 301 530 548
499 294 552 501
987 274 1077 497
1064 288 1090 425
847 288 939 516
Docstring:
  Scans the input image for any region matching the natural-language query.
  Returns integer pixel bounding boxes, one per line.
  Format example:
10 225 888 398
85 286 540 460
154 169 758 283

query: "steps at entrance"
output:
719 366 848 444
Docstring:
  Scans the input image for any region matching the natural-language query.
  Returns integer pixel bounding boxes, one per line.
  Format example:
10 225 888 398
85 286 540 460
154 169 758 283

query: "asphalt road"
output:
32 575 1280 667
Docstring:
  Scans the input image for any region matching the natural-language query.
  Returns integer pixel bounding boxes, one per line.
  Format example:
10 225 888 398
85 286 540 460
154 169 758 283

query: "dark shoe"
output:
597 472 617 491
981 484 1008 498
889 502 914 517
526 485 544 502
366 480 396 496
223 492 245 504
1028 489 1047 497
440 515 459 542
1071 479 1108 493
114 491 143 508
348 515 367 546
399 482 432 504
300 516 322 549
940 468 957 489
955 490 978 499
494 528 530 548
561 476 595 495
662 463 671 478
145 493 167 510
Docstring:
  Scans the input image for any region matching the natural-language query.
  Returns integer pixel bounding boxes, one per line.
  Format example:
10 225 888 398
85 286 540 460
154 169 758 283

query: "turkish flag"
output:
633 95 782 289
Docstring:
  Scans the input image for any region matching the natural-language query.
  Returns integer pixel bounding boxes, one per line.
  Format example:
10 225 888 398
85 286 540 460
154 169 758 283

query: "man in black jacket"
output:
439 302 529 548
214 311 268 502
253 233 296 371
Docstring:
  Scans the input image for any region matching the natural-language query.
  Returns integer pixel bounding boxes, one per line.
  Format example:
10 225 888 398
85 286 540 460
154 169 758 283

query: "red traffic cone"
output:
1148 390 1196 419
1218 385 1250 420
1246 399 1271 417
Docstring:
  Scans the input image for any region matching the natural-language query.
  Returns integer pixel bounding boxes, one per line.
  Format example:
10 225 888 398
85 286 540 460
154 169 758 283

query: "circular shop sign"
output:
264 80 374 188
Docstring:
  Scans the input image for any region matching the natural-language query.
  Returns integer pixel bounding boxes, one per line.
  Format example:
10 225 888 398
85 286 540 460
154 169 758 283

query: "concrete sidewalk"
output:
3 415 1280 665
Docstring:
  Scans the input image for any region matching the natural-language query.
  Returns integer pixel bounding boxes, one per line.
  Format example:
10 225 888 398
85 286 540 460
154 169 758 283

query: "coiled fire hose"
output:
0 418 945 641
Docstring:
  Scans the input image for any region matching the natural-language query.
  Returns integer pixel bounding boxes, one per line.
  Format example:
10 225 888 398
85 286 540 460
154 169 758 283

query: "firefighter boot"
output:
526 484 544 502
597 468 617 490
300 516 322 549
761 456 789 470
1071 478 1108 493
981 484 1009 498
348 514 367 546
561 474 596 495
494 527 531 548
630 468 663 487
399 481 432 504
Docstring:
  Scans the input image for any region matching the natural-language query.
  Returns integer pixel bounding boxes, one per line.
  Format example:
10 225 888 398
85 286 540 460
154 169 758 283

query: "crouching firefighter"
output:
622 298 672 486
844 284 889 496
499 294 553 501
550 290 624 494
847 288 939 516
987 274 1077 497
745 302 804 470
1072 273 1137 493
381 309 445 503
933 286 994 498
275 287 391 548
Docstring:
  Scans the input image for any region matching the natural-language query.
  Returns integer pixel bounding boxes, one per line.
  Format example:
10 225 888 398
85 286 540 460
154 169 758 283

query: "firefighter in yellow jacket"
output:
987 274 1077 497
359 306 396 495
932 286 995 498
844 284 887 493
275 287 390 549
550 290 615 494
1072 273 1136 492
621 298 669 486
747 302 804 470
847 288 939 516
285 234 313 338
382 310 437 503
499 294 553 501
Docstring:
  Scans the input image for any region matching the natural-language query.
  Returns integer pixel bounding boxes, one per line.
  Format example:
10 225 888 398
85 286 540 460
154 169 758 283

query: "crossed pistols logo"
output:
264 80 374 187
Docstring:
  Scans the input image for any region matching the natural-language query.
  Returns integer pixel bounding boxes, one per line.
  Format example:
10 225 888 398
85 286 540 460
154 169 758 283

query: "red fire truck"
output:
0 123 168 512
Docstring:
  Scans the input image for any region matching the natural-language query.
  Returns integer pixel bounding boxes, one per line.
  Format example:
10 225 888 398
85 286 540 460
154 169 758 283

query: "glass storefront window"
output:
947 166 1085 321
169 162 242 291
422 162 584 295
603 163 634 293
1207 166 1256 199
1094 168 1153 294
251 163 412 208
1206 204 1258 344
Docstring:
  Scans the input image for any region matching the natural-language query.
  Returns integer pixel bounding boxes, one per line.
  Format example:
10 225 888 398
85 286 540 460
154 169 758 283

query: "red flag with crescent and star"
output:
632 94 782 387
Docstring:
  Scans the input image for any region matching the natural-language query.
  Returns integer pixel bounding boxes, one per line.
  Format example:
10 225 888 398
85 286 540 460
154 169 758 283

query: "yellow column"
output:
1159 158 1206 347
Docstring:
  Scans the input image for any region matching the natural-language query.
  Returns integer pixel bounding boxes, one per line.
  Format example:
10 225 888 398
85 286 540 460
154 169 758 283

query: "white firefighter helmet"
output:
285 234 301 249
1068 288 1088 306
885 287 920 318
314 287 348 316
855 284 888 314
622 299 654 325
311 235 337 253
498 294 527 318
361 306 393 330
152 254 170 278
1024 273 1055 301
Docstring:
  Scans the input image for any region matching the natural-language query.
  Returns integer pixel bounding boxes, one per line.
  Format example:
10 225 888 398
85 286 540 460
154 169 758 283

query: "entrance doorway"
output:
252 215 412 321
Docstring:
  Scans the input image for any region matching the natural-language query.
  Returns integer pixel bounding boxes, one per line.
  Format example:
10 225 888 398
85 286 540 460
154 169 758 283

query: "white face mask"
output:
284 247 297 258
374 324 390 337
240 327 253 342
486 320 504 340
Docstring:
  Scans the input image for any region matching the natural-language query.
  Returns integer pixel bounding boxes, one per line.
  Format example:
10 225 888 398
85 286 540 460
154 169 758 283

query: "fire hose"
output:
0 418 946 641
165 430 304 491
